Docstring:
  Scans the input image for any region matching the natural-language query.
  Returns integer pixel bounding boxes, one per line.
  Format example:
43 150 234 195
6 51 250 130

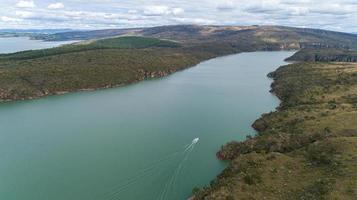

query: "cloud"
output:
144 5 184 16
216 0 236 11
48 2 65 10
172 8 184 15
0 0 356 32
16 0 36 8
15 11 34 18
1 16 23 22
173 17 216 25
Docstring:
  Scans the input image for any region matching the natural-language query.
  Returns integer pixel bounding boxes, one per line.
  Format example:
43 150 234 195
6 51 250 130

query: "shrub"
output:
299 178 334 200
306 141 339 166
243 173 262 185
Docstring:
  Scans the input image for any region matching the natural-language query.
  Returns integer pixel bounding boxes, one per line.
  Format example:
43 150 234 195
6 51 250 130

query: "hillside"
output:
0 36 210 101
34 25 357 50
286 48 357 62
193 62 357 199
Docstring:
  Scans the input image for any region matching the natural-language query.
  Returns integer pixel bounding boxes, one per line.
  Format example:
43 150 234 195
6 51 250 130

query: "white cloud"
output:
48 2 65 10
173 17 216 25
16 0 36 8
144 5 184 16
216 0 236 11
1 16 23 22
16 11 34 18
0 0 356 32
172 8 184 15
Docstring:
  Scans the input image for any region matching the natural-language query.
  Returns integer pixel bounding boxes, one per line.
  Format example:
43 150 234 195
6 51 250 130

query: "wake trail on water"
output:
105 151 181 200
158 138 199 200
104 138 199 200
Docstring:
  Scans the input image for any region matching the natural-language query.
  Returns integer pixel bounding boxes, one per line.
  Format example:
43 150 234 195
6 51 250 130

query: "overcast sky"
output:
1 0 357 32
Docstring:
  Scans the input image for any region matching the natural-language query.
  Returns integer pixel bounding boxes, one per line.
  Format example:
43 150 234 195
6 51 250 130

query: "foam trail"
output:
159 138 199 200
108 168 161 200
107 138 200 200
169 145 194 197
104 150 181 200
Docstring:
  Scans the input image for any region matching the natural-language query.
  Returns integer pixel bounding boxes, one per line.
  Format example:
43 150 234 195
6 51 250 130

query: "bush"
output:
243 173 262 185
328 100 337 109
299 178 334 200
306 141 339 166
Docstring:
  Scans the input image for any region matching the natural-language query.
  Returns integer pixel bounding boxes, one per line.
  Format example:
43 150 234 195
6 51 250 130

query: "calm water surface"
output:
0 51 293 200
0 37 76 53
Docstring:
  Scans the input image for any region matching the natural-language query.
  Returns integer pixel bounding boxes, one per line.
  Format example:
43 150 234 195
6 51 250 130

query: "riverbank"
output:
193 61 357 199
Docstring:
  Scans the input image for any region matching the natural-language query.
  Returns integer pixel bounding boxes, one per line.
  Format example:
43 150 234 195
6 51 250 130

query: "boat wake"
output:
104 138 200 200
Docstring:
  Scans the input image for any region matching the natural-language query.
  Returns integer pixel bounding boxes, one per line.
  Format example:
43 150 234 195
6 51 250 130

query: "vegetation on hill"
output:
286 48 357 62
0 36 180 61
0 47 212 101
193 62 357 199
33 25 357 50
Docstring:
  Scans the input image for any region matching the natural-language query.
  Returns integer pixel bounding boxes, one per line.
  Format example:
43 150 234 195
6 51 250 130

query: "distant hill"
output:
33 25 357 50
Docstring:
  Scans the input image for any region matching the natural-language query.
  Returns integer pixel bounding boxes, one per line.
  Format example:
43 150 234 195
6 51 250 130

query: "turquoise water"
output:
0 51 293 200
0 37 76 54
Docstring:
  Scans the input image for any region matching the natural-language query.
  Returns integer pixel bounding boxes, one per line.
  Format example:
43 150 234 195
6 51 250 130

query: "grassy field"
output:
193 62 357 200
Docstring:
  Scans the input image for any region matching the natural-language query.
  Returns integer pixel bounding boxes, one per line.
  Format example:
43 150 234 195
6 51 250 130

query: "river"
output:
0 45 293 200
